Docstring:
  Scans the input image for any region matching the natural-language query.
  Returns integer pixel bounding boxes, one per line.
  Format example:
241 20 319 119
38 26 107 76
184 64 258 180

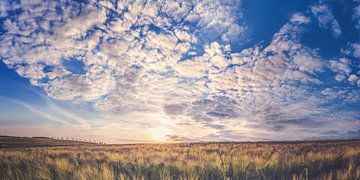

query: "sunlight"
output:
151 127 170 142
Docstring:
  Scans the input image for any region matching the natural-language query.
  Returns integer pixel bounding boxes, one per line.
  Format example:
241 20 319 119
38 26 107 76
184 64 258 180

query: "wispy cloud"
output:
0 97 73 127
0 96 90 130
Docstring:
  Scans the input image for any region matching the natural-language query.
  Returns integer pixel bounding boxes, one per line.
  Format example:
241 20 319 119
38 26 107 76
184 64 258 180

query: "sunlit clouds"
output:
0 0 359 143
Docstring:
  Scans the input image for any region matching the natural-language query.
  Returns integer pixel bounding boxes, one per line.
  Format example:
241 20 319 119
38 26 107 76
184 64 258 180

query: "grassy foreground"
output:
1 137 360 179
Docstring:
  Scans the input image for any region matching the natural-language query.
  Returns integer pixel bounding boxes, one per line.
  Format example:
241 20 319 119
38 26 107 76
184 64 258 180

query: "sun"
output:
151 127 170 142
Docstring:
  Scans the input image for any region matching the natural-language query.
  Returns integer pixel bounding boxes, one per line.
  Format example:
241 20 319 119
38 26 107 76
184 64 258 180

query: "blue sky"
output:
0 0 360 143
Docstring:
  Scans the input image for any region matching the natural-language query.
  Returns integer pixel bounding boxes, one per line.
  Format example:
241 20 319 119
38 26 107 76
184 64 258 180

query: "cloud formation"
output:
0 0 359 141
353 1 360 29
311 2 342 37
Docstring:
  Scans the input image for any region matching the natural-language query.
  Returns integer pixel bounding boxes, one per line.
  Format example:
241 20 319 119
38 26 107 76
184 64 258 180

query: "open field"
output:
0 136 95 148
1 137 360 179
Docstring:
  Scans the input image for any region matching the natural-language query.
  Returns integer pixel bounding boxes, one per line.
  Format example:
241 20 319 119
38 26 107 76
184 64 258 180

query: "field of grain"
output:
1 137 360 180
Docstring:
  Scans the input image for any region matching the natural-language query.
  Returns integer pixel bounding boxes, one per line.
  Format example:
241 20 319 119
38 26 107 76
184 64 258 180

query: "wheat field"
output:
1 137 360 179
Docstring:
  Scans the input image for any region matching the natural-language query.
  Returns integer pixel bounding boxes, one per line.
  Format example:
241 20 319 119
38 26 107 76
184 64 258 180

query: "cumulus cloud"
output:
329 58 352 81
353 3 360 29
290 12 311 25
352 43 360 58
321 87 360 104
0 1 9 18
329 55 360 86
311 3 342 37
0 0 244 102
0 0 359 141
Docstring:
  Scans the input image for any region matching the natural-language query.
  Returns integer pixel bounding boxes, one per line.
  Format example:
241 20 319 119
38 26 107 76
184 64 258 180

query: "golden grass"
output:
1 140 360 179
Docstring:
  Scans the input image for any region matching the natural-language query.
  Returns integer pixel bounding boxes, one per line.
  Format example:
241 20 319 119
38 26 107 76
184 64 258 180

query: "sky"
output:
0 0 360 143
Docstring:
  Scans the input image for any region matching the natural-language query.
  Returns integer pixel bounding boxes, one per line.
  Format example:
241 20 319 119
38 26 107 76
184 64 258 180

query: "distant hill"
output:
0 136 96 148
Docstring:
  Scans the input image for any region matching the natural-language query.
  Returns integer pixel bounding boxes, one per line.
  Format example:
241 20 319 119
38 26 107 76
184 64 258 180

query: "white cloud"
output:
0 0 359 141
56 7 106 38
329 58 353 82
290 13 311 25
0 0 245 105
0 1 9 17
352 43 360 58
353 4 360 29
348 74 359 82
329 58 351 74
321 87 360 104
311 3 342 37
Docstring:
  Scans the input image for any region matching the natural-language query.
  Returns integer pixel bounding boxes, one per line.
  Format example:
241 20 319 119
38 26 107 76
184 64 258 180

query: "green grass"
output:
1 137 360 179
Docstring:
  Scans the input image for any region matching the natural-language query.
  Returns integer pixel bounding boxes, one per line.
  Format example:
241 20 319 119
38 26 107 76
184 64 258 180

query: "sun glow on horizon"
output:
151 127 171 142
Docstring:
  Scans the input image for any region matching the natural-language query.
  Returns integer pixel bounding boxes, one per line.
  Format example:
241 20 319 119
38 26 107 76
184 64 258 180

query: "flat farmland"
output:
1 137 360 179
